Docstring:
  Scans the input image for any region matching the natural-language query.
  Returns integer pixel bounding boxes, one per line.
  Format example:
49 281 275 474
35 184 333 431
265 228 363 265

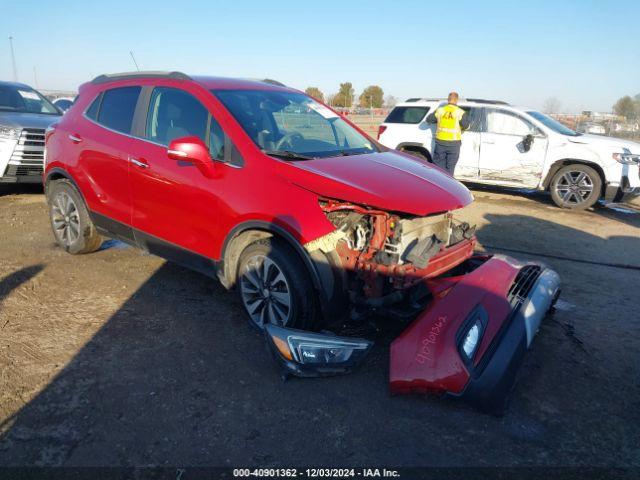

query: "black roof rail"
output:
91 71 191 85
405 97 443 102
261 78 286 87
465 98 509 105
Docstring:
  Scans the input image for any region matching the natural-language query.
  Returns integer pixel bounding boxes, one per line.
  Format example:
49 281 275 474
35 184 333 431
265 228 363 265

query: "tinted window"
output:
97 87 141 134
146 87 208 146
460 107 483 132
85 93 102 120
486 109 535 136
385 106 429 124
0 85 59 115
209 117 225 161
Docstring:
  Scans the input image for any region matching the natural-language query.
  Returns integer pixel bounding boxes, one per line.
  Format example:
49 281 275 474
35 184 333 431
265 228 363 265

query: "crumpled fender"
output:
390 255 526 396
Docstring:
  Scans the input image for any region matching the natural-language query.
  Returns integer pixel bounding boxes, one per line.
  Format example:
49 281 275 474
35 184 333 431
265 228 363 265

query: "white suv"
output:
378 98 640 209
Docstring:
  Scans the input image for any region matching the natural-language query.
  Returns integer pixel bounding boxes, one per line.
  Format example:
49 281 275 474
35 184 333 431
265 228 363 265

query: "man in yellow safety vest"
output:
426 92 470 174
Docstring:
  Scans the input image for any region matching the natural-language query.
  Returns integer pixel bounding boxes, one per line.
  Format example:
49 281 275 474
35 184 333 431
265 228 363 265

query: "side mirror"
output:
522 134 534 152
167 136 215 177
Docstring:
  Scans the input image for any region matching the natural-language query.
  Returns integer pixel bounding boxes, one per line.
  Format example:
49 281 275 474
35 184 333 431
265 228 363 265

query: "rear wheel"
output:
549 164 601 210
237 238 318 330
46 179 102 254
400 147 430 162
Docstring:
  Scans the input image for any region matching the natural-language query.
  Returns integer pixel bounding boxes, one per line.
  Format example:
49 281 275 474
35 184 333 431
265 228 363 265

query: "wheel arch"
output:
219 221 343 323
396 142 433 162
543 159 606 195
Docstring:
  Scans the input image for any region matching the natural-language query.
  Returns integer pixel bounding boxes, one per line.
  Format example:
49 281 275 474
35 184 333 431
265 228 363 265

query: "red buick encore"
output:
44 72 559 412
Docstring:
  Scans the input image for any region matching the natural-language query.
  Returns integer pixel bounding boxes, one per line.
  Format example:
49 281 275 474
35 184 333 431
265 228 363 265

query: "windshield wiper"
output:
262 149 316 161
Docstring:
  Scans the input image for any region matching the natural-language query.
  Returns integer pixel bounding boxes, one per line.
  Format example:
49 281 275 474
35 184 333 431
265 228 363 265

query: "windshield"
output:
527 111 579 137
0 85 60 115
212 89 377 159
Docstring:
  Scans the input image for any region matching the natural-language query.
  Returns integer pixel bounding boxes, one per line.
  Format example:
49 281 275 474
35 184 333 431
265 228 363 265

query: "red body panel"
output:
390 256 522 395
45 76 473 262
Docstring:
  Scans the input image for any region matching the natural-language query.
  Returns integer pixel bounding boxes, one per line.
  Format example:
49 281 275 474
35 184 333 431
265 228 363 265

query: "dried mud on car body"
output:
0 186 639 467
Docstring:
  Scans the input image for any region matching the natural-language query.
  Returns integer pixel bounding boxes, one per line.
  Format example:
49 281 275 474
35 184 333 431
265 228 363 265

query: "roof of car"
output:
89 71 291 91
0 80 35 89
397 98 511 107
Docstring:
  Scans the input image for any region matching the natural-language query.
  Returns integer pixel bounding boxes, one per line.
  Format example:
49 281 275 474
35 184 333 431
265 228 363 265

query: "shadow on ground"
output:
1 213 639 467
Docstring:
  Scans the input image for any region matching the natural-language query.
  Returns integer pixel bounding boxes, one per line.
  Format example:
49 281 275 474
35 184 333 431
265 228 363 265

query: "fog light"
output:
265 324 373 377
462 323 480 358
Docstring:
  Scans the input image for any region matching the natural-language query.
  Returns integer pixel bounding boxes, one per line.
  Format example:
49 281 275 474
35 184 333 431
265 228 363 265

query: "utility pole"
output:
9 36 17 81
129 51 140 71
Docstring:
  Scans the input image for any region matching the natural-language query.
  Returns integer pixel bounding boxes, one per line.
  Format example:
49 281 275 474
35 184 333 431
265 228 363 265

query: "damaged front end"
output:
264 199 560 413
305 199 477 321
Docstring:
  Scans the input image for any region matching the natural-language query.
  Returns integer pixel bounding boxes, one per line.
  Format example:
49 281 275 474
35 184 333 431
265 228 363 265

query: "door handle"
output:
68 134 82 143
129 157 149 168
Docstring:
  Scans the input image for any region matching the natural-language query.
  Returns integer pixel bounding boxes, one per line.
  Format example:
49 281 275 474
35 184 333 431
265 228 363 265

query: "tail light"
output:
377 125 387 139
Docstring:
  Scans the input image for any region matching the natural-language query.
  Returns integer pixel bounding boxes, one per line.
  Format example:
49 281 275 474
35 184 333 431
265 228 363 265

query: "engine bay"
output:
305 199 477 319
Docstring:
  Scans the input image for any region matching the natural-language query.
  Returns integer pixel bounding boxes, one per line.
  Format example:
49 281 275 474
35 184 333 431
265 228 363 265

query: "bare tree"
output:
384 95 398 108
543 97 562 114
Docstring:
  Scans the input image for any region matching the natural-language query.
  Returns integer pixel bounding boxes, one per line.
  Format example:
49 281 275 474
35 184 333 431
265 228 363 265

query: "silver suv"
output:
0 81 61 184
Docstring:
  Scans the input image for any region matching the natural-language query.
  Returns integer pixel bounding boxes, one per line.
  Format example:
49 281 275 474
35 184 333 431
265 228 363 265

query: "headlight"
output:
0 125 21 141
265 324 373 376
457 306 487 362
612 150 640 165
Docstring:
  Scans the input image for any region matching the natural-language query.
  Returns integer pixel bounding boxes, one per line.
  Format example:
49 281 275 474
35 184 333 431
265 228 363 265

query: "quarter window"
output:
145 87 208 146
486 110 535 136
85 93 102 121
96 87 141 134
385 106 429 124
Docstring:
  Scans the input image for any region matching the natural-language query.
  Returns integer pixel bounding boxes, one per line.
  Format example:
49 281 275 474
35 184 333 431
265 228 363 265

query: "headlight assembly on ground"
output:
265 324 373 377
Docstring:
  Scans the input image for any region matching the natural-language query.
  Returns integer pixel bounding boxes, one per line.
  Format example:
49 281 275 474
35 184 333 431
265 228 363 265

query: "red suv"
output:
44 72 560 412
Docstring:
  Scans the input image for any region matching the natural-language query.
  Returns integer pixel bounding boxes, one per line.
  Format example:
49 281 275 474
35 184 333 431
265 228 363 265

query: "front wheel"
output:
237 238 319 330
46 179 102 254
549 164 602 210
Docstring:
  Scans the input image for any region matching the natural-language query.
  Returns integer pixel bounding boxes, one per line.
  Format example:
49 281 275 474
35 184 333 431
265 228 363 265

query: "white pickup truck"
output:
378 98 640 209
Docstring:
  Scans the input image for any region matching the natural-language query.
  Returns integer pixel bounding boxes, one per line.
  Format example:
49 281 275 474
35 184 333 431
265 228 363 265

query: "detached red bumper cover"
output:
390 255 560 412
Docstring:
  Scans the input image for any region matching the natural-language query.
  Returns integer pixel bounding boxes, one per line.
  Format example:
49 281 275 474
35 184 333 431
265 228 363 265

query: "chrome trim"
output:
129 157 149 168
68 134 82 143
167 149 187 157
515 268 561 347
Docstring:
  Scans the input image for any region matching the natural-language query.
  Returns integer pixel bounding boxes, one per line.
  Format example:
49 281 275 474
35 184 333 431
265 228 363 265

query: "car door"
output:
128 85 225 262
478 108 548 187
453 106 482 180
74 86 141 238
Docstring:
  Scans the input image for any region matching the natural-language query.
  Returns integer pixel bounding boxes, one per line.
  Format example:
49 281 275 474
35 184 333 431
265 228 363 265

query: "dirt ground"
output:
0 183 639 467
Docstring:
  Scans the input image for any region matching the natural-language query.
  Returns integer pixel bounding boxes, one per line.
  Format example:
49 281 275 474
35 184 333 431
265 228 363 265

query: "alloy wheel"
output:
51 192 80 247
240 255 292 328
554 171 594 206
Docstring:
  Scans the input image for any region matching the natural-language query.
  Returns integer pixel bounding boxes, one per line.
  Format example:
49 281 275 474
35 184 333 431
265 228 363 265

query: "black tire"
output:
236 238 319 331
46 179 102 254
401 148 430 162
549 164 602 210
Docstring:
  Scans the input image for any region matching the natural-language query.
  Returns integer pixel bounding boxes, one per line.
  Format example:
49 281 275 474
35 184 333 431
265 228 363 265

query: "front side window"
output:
460 107 483 132
212 89 377 159
385 106 430 124
527 111 579 137
96 86 141 134
0 85 59 115
486 109 535 136
146 87 208 146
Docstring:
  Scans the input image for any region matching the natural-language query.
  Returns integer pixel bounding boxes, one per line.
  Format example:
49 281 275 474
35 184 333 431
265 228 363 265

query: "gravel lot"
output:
0 184 639 467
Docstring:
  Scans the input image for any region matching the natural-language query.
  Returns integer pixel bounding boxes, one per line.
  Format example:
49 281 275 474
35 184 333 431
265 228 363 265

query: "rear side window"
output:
85 93 102 120
385 106 429 124
145 87 208 146
96 87 141 134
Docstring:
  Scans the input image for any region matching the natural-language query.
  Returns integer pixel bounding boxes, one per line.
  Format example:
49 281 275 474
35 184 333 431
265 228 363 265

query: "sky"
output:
1 0 638 113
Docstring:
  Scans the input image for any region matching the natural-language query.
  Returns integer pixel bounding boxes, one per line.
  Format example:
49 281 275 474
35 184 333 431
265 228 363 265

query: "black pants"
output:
433 142 461 175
